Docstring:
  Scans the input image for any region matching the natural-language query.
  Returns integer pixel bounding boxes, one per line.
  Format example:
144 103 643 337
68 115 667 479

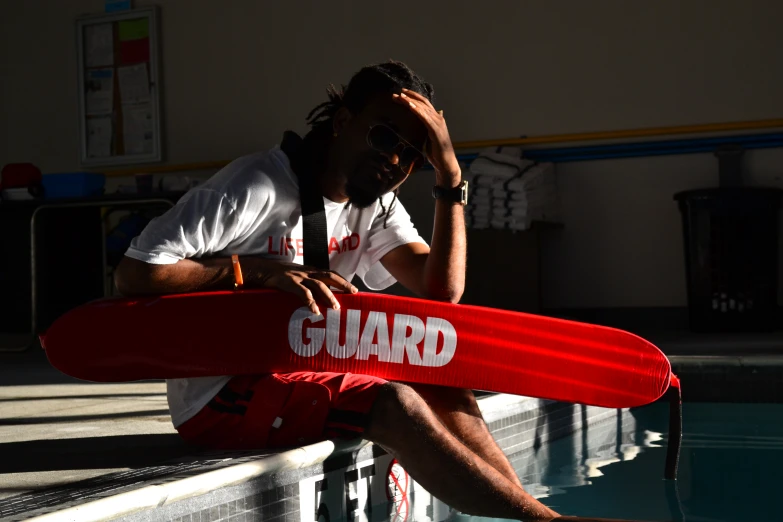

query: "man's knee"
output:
365 382 424 434
446 387 478 407
413 384 479 414
373 382 419 415
449 388 481 415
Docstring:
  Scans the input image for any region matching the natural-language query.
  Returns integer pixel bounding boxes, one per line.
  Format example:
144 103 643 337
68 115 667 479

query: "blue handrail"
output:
441 131 783 166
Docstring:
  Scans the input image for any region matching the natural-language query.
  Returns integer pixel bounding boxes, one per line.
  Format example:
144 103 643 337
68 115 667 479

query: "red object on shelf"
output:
1 163 41 190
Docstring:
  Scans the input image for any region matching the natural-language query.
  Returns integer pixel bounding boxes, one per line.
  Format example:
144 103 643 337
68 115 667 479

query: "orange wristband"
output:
231 254 244 289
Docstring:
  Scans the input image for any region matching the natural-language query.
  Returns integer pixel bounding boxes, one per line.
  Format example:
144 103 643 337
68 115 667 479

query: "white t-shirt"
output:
124 145 428 428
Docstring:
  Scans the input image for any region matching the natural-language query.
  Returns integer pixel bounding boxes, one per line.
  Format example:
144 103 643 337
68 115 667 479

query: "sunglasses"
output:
366 124 427 175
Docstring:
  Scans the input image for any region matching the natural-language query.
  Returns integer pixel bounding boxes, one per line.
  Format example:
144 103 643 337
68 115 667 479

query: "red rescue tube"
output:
40 290 675 409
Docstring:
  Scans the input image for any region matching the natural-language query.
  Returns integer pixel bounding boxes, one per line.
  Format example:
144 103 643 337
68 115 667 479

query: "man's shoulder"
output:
201 147 297 203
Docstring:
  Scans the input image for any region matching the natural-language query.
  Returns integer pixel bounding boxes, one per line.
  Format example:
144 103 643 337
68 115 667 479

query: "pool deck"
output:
642 329 783 402
1 329 782 520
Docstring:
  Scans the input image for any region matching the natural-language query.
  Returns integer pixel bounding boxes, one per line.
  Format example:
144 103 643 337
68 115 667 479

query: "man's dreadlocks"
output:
304 60 435 227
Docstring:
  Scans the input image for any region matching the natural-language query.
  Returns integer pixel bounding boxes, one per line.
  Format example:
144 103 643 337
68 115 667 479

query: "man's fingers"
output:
393 91 429 113
308 270 357 294
399 90 443 122
262 264 357 315
393 94 438 130
316 270 358 294
282 279 320 316
302 278 340 310
399 88 433 108
394 91 442 129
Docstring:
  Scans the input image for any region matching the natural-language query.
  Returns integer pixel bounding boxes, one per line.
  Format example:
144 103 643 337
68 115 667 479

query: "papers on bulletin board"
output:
87 117 113 157
84 23 114 67
117 64 150 103
119 38 150 63
77 9 161 165
85 68 114 115
105 0 132 12
122 105 154 154
118 18 149 41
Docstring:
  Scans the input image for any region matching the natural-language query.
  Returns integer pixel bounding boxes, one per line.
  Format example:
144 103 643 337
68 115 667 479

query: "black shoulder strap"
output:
280 131 330 270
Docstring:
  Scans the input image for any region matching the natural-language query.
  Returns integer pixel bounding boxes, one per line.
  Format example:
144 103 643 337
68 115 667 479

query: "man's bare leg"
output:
364 383 558 521
411 384 524 488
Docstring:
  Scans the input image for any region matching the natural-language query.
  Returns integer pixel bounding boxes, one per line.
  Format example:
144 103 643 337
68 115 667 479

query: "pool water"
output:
12 400 774 521
467 402 783 522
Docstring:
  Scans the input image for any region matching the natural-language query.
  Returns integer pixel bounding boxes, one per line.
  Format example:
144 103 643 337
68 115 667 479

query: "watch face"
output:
434 180 468 204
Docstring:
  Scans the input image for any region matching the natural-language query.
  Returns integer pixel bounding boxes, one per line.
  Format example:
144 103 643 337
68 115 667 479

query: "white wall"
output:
2 0 782 309
541 149 783 308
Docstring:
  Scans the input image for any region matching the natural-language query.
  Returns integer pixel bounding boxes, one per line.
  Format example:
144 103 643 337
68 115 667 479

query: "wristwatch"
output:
432 179 468 205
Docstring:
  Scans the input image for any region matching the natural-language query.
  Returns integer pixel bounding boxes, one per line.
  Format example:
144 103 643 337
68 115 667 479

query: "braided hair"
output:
304 60 434 227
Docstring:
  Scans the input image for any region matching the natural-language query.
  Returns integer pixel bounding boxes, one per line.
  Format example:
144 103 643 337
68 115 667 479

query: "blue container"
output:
42 172 105 199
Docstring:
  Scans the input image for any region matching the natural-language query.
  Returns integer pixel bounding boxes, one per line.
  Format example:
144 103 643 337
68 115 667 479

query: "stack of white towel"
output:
463 147 559 231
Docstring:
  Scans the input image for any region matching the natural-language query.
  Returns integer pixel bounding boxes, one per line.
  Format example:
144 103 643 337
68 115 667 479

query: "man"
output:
114 60 559 521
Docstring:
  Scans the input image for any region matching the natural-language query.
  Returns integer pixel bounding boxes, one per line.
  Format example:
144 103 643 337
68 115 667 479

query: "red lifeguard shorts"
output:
176 372 387 450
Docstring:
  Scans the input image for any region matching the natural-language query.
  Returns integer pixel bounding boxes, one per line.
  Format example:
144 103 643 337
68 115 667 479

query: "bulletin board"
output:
75 6 162 167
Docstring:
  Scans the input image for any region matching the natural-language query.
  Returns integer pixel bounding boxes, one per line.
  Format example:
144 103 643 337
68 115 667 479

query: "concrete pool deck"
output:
1 330 782 520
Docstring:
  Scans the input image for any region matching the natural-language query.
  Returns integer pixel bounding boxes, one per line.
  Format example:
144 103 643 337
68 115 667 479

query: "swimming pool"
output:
8 396 779 521
469 401 783 522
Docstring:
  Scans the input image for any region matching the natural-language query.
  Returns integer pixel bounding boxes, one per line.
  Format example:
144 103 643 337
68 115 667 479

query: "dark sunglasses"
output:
366 124 427 174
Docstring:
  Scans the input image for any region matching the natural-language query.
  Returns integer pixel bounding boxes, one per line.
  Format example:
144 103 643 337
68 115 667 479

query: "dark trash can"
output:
674 187 782 332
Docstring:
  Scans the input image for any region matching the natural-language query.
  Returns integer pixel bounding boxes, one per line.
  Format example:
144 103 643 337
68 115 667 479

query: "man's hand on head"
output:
392 88 461 186
384 88 466 305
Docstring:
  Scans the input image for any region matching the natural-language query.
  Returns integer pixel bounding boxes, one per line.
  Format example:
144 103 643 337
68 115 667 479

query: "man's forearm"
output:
423 172 467 303
115 255 286 297
116 254 358 315
114 256 239 296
